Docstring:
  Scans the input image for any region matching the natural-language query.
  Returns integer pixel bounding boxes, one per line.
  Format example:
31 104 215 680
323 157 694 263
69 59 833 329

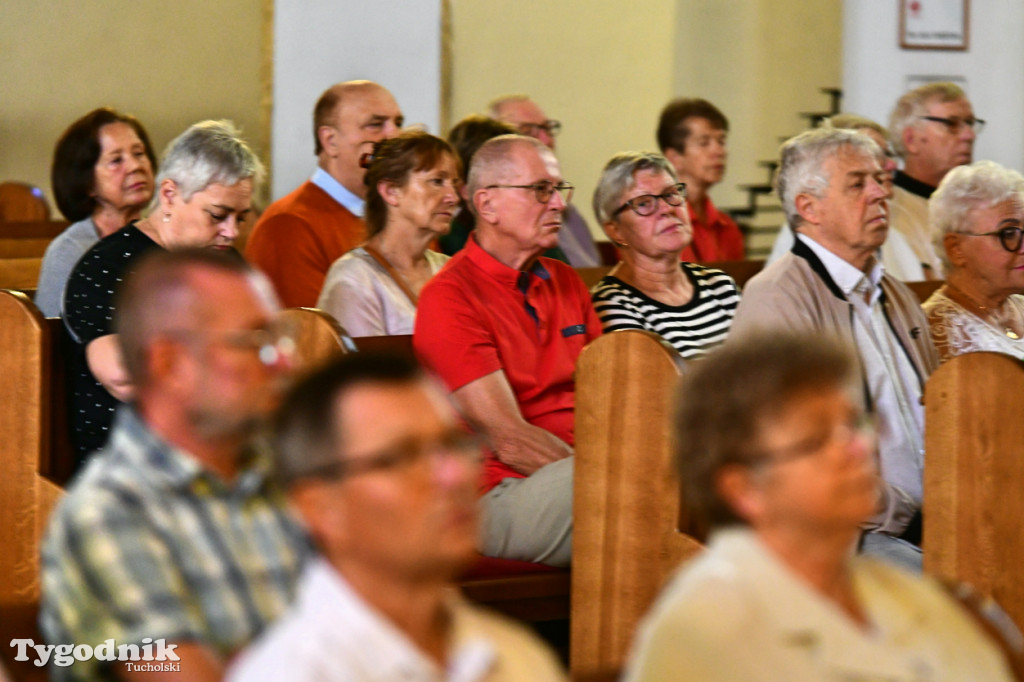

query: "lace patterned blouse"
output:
922 288 1024 362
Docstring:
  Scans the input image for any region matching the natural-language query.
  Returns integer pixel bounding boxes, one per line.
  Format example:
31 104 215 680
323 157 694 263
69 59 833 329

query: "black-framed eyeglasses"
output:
301 429 482 482
612 183 687 218
517 120 561 137
486 180 574 204
956 226 1024 253
919 115 986 135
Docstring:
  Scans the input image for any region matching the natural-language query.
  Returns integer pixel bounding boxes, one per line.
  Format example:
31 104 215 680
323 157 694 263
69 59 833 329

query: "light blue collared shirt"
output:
311 167 365 218
797 233 925 509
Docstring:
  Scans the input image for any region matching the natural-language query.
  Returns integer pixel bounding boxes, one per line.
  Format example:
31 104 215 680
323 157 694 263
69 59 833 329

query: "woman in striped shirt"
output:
591 152 740 358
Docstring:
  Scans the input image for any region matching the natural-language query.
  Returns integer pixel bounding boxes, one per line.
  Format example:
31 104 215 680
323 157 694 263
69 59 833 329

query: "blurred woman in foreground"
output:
625 333 1017 681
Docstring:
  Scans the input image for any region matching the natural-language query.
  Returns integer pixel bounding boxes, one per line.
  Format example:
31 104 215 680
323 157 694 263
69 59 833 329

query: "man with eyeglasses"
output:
889 82 982 279
656 97 745 262
731 128 940 572
247 80 404 306
228 352 566 681
414 134 602 567
41 249 308 681
489 94 603 267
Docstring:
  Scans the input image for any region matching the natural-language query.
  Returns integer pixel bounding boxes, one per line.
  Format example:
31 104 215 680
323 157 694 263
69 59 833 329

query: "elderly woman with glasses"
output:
923 161 1024 362
63 120 263 468
624 333 1017 681
590 152 739 358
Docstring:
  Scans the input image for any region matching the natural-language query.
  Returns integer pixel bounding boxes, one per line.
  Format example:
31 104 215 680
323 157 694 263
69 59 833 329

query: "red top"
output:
245 181 365 307
679 195 745 262
414 236 602 492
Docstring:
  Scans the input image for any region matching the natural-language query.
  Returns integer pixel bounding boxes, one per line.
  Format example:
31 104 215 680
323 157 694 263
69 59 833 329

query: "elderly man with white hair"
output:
888 82 983 278
731 127 939 570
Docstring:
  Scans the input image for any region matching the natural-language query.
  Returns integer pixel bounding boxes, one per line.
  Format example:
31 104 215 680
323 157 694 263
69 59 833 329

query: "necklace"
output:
944 282 1021 339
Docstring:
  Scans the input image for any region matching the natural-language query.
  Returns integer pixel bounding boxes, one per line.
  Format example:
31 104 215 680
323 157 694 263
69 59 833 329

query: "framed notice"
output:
900 0 969 50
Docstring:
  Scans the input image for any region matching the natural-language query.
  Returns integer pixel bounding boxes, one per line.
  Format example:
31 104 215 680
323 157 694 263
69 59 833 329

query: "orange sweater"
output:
245 181 365 307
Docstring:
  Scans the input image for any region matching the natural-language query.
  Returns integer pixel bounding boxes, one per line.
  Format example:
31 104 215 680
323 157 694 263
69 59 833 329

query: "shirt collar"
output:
796 233 883 302
298 558 498 681
112 405 273 495
464 234 550 288
893 170 936 199
311 167 365 217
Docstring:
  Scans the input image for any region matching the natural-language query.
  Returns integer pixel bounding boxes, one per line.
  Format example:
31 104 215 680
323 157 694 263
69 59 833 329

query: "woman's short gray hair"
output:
153 120 264 207
930 160 1024 270
592 151 677 225
776 128 879 229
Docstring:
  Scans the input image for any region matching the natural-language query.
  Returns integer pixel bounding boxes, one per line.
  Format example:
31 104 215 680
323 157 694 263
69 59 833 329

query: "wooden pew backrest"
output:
278 307 354 374
925 351 1024 632
0 290 64 607
572 330 703 675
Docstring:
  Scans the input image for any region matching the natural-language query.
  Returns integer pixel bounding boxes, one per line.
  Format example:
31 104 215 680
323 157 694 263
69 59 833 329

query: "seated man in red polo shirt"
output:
414 135 602 567
656 97 745 262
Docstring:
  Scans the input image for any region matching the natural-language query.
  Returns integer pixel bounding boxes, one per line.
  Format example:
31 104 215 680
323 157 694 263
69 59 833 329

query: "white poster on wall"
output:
900 0 969 50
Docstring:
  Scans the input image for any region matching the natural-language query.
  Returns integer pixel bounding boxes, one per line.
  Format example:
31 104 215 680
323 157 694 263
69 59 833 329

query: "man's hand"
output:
452 370 572 475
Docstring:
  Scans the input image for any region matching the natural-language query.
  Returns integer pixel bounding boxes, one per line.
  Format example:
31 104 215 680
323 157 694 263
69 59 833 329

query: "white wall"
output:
843 0 1024 172
271 0 443 200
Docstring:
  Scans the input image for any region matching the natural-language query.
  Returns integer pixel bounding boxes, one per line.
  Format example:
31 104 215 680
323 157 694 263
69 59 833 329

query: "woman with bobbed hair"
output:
590 151 739 358
924 160 1024 361
624 332 1017 681
36 108 157 317
64 119 263 466
317 130 458 336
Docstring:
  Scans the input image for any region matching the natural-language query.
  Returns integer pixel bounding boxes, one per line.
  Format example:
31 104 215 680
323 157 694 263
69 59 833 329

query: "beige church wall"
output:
0 0 265 213
448 0 678 229
674 0 843 212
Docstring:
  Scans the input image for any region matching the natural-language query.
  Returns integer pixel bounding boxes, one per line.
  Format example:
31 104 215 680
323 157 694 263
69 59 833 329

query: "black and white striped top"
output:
591 262 740 359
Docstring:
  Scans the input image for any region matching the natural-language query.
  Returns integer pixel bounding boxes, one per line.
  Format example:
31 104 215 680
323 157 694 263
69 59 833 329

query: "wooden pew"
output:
0 290 66 681
571 330 704 676
924 351 1024 633
906 279 943 304
0 221 69 292
277 306 355 373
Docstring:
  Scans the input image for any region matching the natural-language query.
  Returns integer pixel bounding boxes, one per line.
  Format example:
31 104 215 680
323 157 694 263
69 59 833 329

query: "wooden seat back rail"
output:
571 330 703 675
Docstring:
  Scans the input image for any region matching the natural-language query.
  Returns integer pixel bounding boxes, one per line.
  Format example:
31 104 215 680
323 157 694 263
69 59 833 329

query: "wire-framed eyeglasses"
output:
486 180 574 204
612 183 687 218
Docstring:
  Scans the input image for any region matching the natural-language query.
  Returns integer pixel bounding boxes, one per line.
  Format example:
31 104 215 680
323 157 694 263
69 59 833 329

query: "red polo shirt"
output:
414 236 602 492
680 195 745 262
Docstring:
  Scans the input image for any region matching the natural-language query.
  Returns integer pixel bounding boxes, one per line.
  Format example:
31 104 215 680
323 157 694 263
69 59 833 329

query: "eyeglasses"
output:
612 183 687 218
486 180 574 204
517 120 562 137
303 429 482 481
170 323 297 367
956 226 1024 253
754 413 876 468
919 115 986 135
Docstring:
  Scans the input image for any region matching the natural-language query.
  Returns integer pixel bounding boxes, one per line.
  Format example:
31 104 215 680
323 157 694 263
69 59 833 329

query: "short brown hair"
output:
51 108 157 222
656 98 728 153
363 130 459 238
674 332 855 529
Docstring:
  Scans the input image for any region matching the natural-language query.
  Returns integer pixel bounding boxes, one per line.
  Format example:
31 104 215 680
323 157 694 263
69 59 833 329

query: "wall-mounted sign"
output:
900 0 969 51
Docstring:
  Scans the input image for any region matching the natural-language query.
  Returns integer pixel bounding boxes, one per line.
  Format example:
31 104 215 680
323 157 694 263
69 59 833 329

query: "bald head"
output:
313 81 403 196
488 95 558 149
467 134 551 198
